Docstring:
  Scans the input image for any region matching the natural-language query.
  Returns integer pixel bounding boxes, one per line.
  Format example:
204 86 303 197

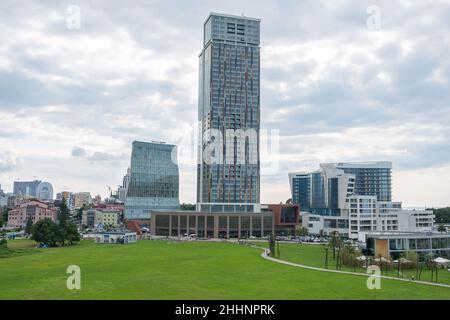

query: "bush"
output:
400 251 418 269
340 244 361 267
0 239 7 248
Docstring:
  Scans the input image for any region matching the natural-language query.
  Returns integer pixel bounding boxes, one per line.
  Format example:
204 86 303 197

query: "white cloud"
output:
0 0 449 206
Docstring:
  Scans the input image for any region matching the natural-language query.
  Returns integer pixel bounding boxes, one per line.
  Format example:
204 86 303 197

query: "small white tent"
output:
433 257 450 266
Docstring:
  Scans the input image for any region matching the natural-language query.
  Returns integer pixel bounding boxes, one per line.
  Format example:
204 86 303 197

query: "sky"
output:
0 0 450 207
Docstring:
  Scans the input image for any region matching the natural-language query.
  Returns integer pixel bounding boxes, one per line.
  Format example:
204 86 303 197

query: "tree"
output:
431 207 450 224
268 233 276 257
285 199 292 204
437 225 447 233
31 219 62 247
66 223 81 246
323 245 329 269
295 226 309 237
328 231 341 260
57 199 71 245
180 203 196 211
58 199 71 230
76 207 84 223
0 215 4 227
25 218 33 235
2 207 9 224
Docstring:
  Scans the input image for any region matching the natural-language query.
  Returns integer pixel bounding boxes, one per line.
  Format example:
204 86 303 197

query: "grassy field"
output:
1 239 450 300
254 242 450 286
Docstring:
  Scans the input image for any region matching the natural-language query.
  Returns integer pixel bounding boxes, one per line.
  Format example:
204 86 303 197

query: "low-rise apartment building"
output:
74 192 92 208
7 200 57 227
82 208 120 228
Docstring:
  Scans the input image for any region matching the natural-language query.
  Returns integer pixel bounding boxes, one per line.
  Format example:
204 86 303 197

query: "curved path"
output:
252 246 450 289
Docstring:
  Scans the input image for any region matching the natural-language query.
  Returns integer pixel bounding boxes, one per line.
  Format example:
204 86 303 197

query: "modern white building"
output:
301 212 349 236
346 194 434 241
289 165 355 215
301 194 434 241
321 161 392 202
93 231 137 244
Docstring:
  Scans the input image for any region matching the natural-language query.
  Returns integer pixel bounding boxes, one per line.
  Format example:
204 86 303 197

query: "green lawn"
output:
257 242 450 286
0 239 449 299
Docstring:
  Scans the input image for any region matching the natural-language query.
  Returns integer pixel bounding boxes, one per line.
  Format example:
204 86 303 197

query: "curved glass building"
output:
124 141 180 220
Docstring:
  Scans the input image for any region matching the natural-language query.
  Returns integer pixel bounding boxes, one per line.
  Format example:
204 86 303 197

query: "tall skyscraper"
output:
321 161 392 202
13 180 54 201
125 141 180 220
13 180 42 197
197 13 261 213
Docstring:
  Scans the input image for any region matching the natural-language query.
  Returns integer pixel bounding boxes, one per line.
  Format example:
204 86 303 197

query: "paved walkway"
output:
252 246 450 289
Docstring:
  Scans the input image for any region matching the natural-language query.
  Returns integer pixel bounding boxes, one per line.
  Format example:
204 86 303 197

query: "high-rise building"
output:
289 167 355 216
321 161 392 202
124 141 180 220
13 180 54 201
118 168 130 203
13 180 42 197
56 191 75 209
36 182 53 202
74 192 92 208
197 13 261 213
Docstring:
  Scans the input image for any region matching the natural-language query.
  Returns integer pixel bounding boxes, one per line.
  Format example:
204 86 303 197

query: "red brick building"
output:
7 200 57 227
267 204 300 235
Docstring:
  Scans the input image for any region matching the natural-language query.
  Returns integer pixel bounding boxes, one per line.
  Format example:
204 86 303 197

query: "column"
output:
186 215 190 235
169 214 172 236
261 215 264 238
214 215 219 239
238 215 241 239
195 215 198 235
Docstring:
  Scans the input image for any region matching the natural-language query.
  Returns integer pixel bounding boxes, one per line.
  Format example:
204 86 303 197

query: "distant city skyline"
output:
1 1 450 207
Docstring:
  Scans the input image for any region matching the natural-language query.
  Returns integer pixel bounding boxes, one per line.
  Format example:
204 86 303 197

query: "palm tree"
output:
323 245 329 269
424 254 435 281
268 233 276 257
328 231 341 260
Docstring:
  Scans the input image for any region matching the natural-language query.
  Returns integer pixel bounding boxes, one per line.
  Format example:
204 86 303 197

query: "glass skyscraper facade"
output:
291 174 311 211
327 162 392 202
13 180 42 197
124 141 180 220
197 13 261 213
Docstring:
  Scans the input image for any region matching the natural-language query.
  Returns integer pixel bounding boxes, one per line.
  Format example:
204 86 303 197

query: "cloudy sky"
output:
0 0 449 207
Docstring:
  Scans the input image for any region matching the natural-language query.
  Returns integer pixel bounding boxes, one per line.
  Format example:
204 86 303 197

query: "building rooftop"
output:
321 161 392 169
366 231 450 238
205 12 261 25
